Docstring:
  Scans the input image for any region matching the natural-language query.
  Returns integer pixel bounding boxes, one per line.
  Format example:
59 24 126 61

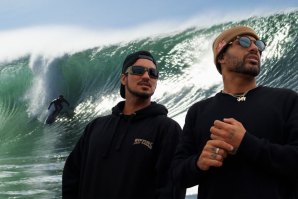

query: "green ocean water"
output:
0 10 297 199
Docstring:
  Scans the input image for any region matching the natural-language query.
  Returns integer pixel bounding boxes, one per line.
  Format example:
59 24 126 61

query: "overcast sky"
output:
0 0 297 30
0 0 297 60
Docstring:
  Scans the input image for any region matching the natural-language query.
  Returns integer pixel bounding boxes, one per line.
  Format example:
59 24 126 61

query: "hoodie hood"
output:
112 101 168 120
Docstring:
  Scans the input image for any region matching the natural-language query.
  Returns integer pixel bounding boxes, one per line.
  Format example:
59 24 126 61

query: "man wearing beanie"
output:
173 26 298 198
62 50 185 199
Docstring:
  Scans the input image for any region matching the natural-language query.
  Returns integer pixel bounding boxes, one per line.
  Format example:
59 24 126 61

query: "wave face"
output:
0 11 297 198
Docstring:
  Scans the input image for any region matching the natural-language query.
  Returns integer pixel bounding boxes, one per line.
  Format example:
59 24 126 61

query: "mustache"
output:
244 52 260 61
137 81 151 87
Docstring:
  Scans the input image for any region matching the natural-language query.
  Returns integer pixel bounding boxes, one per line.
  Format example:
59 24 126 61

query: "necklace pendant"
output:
237 96 246 102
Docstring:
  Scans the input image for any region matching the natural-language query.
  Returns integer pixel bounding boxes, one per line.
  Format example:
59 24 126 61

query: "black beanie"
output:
120 50 157 99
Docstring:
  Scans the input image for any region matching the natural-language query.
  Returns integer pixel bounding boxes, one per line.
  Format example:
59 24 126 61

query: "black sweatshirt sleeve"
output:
62 139 83 198
172 105 208 189
238 91 298 180
62 121 93 199
155 118 186 199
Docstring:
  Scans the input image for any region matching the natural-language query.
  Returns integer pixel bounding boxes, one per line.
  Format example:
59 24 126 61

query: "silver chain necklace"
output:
221 90 250 102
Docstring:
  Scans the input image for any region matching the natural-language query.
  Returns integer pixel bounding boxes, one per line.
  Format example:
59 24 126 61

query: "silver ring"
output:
210 153 217 160
215 148 220 154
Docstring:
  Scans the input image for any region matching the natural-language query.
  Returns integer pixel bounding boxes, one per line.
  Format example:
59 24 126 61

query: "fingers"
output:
210 146 220 154
223 118 238 124
196 140 233 171
208 138 234 152
197 118 246 171
210 128 229 140
210 146 227 158
210 118 246 148
197 150 222 171
210 121 234 140
210 132 235 143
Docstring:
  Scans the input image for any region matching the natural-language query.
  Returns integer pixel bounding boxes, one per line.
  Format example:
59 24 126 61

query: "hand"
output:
197 139 234 171
210 118 246 153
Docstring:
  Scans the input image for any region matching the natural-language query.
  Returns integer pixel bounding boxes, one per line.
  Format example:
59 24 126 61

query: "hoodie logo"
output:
133 138 153 150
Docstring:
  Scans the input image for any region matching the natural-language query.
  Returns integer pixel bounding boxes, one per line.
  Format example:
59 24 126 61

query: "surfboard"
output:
45 106 61 124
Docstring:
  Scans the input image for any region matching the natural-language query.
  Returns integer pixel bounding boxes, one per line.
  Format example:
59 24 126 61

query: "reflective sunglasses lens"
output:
255 40 266 51
149 69 159 79
130 66 159 79
239 37 251 48
239 36 266 52
131 66 145 75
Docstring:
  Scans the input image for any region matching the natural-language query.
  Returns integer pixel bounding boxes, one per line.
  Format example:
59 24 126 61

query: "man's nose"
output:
249 41 259 52
141 71 150 79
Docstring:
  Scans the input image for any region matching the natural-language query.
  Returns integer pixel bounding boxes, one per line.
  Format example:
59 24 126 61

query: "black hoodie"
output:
62 101 185 199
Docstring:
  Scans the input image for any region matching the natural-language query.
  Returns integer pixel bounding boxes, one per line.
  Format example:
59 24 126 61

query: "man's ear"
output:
217 53 225 65
120 74 126 86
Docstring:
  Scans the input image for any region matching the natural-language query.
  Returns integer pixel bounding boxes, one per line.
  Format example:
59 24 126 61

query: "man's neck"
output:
222 74 257 94
122 98 151 115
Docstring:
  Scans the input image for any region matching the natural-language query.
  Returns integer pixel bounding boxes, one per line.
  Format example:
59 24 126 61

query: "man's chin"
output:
127 86 154 99
137 93 152 99
133 91 153 99
247 66 260 76
237 64 260 77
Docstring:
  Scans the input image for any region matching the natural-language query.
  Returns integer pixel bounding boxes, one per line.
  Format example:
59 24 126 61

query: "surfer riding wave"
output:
45 95 70 124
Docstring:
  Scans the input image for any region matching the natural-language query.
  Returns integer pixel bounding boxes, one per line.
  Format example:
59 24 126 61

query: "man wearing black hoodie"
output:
62 50 185 199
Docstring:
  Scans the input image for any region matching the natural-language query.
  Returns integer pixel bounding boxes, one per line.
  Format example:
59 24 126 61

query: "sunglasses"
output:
125 65 159 79
230 36 266 52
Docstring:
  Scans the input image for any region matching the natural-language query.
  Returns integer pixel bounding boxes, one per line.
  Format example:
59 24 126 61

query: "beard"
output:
126 82 154 99
226 53 260 77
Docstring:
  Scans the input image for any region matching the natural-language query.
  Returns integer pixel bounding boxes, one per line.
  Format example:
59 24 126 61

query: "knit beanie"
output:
212 26 259 73
120 50 157 98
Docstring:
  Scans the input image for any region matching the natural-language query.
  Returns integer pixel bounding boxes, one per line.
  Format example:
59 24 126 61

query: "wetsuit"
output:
48 98 70 113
